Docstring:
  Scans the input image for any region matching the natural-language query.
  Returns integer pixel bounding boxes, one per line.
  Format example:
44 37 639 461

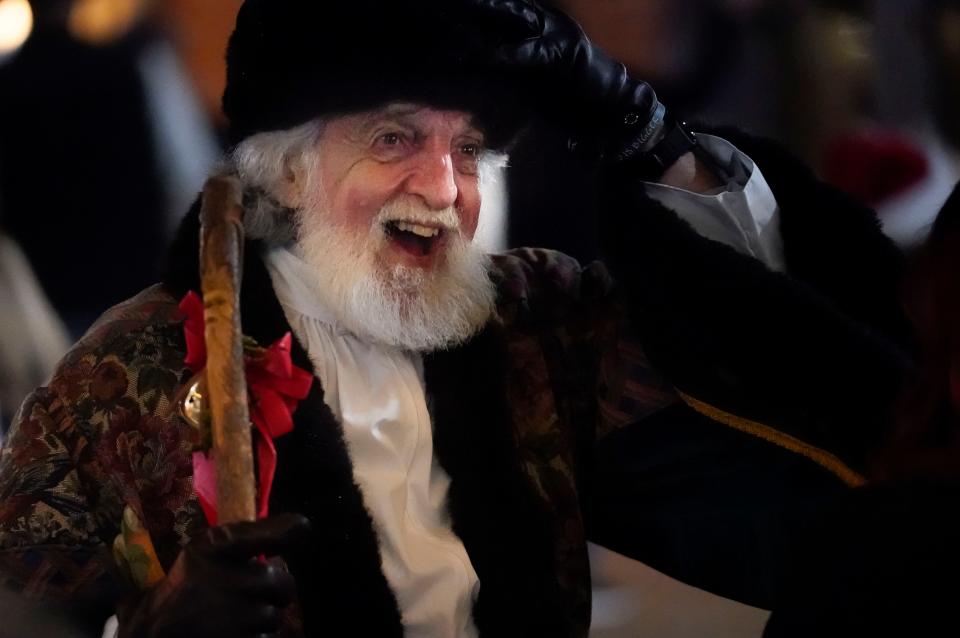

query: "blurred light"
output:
68 0 148 46
0 0 33 57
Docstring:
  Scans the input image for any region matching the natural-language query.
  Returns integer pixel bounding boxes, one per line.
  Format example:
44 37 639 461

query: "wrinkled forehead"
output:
337 103 488 139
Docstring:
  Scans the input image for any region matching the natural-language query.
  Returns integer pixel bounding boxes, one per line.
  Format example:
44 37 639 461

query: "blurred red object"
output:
822 130 929 205
875 183 960 481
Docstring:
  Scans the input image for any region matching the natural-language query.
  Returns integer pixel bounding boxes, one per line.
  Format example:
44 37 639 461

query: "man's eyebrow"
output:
382 104 426 118
464 117 486 142
356 105 425 134
353 105 486 141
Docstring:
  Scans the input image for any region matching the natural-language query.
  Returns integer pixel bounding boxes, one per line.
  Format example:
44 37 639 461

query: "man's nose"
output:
404 147 459 211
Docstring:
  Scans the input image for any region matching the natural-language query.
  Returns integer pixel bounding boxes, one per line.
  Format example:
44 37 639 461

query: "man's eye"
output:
372 131 413 158
380 132 403 146
460 143 482 157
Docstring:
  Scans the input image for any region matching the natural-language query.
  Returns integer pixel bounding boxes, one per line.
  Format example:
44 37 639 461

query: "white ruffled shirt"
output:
265 246 481 638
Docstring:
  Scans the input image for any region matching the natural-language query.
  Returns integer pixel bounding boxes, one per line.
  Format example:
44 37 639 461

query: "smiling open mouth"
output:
384 220 447 257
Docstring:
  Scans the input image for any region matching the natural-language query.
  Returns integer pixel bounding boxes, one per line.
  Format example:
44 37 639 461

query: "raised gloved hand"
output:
117 513 310 638
463 0 678 169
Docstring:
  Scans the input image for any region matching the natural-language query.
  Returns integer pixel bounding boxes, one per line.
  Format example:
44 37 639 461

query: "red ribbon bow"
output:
179 291 313 523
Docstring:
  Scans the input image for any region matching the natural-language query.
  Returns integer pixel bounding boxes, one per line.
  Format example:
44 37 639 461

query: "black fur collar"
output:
165 199 403 635
424 324 571 636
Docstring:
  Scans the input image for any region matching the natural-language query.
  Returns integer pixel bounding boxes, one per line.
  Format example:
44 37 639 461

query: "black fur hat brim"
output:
223 0 532 149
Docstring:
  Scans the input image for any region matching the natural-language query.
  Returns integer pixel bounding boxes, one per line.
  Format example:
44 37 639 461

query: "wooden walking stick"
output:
198 174 257 524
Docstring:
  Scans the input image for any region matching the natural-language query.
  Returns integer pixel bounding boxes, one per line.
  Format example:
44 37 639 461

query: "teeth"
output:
394 221 441 238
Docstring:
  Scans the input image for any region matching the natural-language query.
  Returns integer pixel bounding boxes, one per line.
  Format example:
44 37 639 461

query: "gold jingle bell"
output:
177 372 211 438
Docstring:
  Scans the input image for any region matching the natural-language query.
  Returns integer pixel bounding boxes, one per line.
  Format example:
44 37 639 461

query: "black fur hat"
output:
222 0 531 148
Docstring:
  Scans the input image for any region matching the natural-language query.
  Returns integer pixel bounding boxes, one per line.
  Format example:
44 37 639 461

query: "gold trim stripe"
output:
678 391 867 488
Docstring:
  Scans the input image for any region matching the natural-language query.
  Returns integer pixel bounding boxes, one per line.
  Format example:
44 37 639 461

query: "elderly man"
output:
0 1 909 637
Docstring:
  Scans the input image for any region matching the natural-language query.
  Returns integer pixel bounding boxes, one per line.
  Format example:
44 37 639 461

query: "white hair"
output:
230 120 324 245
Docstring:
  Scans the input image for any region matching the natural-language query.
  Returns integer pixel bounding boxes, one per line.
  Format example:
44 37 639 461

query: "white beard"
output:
294 197 497 352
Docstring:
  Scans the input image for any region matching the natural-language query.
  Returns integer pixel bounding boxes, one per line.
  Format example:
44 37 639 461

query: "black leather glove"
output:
117 514 310 638
462 0 676 168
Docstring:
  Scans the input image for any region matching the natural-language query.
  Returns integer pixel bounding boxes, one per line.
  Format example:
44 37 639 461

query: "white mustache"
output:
374 199 460 231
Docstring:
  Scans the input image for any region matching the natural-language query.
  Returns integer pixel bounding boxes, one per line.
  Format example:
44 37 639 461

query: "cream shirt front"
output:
264 246 481 638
